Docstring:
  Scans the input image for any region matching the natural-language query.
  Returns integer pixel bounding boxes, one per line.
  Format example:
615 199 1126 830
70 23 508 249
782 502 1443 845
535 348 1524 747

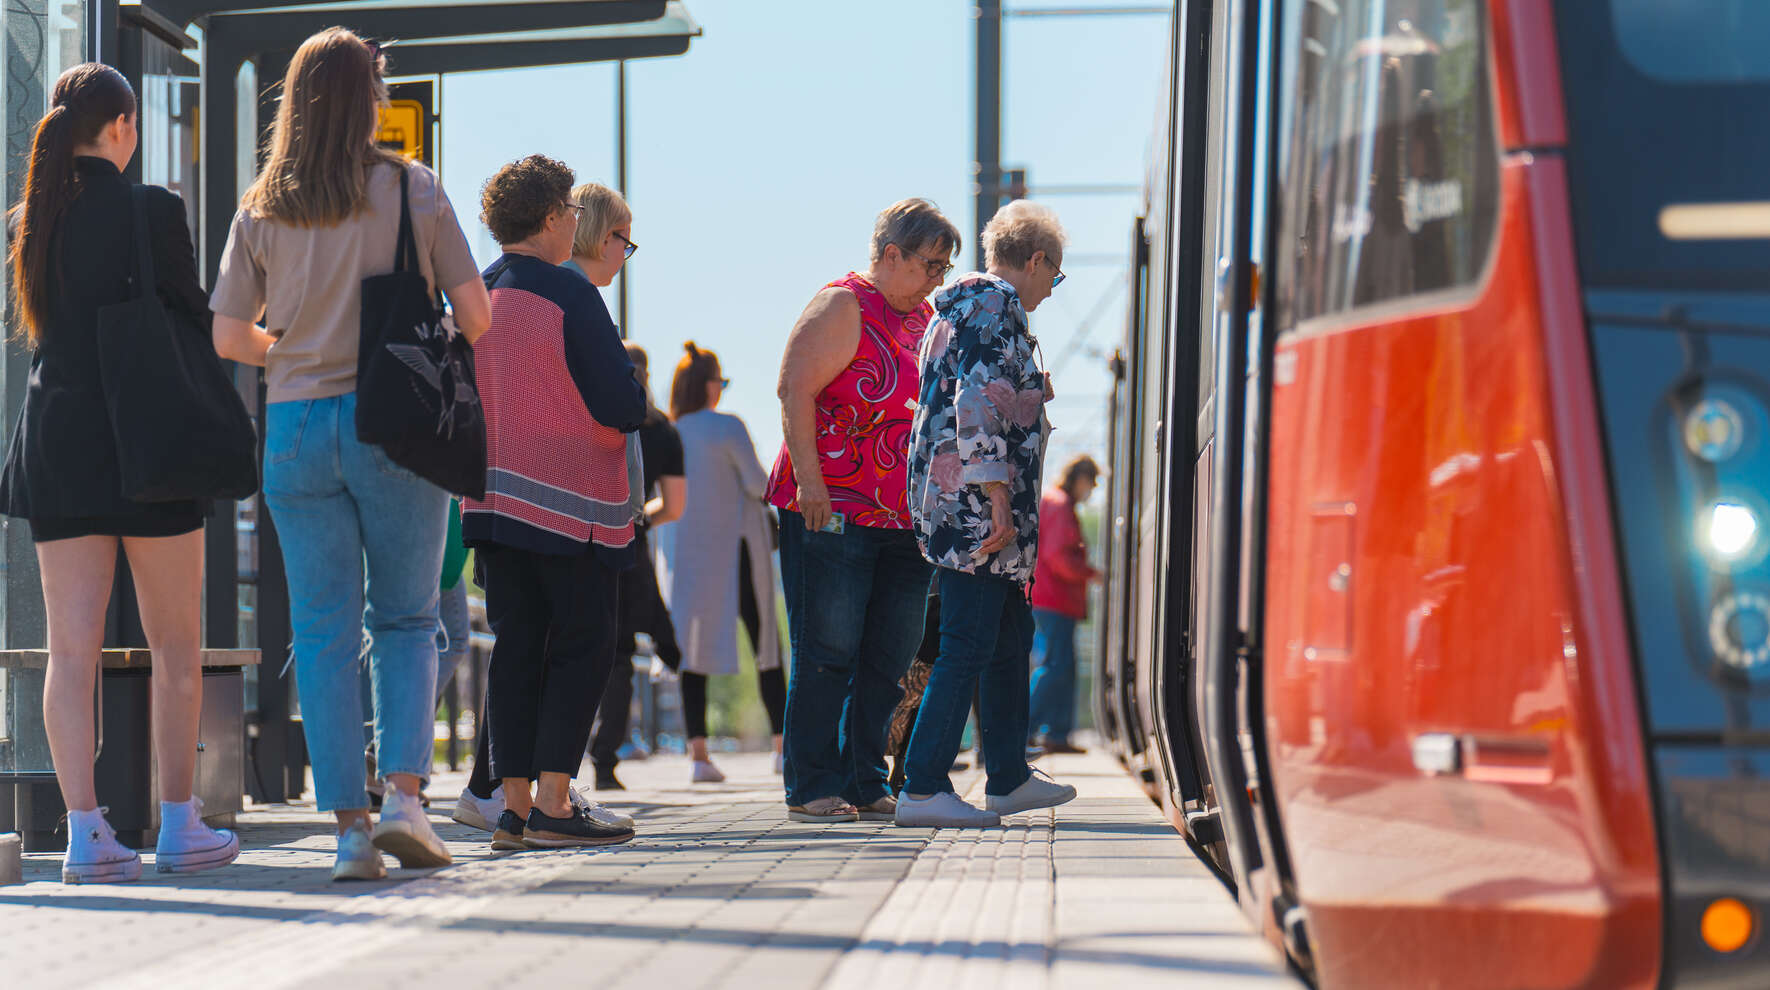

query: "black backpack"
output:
354 166 486 499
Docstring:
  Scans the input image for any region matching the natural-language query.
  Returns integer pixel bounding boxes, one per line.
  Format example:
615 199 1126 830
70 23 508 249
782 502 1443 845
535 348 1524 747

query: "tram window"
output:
1273 0 1499 328
1553 1 1770 289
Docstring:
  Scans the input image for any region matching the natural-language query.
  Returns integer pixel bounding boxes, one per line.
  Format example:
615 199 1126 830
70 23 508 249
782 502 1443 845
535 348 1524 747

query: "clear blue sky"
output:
429 1 1168 470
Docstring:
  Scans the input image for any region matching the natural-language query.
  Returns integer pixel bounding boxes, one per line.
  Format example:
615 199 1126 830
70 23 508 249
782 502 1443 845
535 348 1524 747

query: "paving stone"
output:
1 746 1291 988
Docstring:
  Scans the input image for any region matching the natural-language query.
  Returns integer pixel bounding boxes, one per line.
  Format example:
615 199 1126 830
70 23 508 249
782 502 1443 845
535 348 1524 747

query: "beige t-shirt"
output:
211 160 480 404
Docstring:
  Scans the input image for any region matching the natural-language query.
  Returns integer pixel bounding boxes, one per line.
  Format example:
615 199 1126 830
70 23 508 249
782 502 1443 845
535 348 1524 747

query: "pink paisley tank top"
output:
766 273 930 530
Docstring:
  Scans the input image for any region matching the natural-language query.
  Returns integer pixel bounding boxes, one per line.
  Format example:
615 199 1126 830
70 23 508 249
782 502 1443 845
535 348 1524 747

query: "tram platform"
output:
1 745 1294 989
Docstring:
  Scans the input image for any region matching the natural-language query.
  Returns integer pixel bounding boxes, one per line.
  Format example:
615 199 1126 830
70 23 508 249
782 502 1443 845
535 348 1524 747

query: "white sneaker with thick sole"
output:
691 760 726 784
372 788 452 868
571 786 635 830
894 791 1000 828
333 821 387 881
984 767 1078 816
62 808 142 883
154 798 240 873
452 784 505 833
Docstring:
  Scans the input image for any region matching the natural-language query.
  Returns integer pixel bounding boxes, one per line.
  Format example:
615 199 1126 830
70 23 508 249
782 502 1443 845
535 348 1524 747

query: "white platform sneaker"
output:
984 767 1078 816
372 788 452 869
894 791 1001 828
154 798 240 873
62 807 142 884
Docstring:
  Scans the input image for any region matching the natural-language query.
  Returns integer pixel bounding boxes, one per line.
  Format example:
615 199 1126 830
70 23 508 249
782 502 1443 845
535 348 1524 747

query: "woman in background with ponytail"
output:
0 63 239 883
654 343 786 784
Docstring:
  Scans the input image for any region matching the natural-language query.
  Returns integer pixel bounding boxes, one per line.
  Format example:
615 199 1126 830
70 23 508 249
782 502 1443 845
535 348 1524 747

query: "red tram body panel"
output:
1097 0 1770 985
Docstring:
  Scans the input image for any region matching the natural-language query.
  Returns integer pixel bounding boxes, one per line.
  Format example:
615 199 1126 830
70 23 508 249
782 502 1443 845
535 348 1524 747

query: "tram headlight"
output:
1705 502 1759 561
1686 399 1747 463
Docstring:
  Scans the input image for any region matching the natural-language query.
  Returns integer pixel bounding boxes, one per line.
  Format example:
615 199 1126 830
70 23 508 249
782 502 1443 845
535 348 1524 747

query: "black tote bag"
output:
93 187 259 503
355 166 486 499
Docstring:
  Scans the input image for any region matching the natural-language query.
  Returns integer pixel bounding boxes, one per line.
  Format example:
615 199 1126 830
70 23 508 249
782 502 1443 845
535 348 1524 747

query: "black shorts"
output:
30 504 205 543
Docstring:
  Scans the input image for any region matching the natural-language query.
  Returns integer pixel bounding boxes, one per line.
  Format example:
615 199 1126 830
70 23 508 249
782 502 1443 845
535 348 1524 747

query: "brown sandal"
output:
787 797 859 823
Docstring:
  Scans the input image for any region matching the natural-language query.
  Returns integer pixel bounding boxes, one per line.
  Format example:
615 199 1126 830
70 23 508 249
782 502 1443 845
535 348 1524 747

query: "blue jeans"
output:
264 394 447 812
1028 608 1079 742
778 508 932 808
903 568 1034 798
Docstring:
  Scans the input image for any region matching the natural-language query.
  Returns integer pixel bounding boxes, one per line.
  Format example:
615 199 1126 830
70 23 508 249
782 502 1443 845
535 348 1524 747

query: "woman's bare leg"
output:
123 531 205 804
37 536 120 813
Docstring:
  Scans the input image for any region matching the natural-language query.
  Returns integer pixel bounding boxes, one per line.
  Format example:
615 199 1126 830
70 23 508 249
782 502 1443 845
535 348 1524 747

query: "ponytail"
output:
669 341 722 420
8 63 136 344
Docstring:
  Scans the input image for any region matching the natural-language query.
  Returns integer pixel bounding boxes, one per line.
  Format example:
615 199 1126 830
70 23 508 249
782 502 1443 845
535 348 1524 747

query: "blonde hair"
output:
242 28 403 226
982 200 1066 270
570 182 632 260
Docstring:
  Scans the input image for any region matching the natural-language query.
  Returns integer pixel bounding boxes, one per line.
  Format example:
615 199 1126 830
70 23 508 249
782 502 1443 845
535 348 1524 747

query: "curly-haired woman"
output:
466 154 647 849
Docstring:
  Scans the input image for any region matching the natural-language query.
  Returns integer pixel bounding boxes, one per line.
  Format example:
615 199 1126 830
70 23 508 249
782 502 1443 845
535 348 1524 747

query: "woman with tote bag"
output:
210 28 491 881
0 63 244 883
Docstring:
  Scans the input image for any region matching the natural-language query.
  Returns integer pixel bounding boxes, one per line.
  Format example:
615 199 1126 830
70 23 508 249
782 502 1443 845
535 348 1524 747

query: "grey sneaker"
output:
570 786 635 830
894 792 1000 828
332 821 387 882
984 767 1077 816
372 788 452 868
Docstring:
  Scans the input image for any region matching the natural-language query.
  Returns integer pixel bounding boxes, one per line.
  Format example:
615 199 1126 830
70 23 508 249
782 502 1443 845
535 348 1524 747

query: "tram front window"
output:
1553 0 1770 290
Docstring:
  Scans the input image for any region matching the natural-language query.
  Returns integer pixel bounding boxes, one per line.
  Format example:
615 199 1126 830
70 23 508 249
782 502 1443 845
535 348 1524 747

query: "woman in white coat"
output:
654 342 785 783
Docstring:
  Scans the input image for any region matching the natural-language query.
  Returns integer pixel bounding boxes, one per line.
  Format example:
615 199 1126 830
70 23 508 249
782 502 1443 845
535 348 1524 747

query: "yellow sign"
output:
377 100 424 160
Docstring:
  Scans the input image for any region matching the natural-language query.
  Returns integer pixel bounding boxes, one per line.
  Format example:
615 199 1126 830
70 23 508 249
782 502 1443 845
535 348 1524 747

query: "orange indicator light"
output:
1703 898 1754 953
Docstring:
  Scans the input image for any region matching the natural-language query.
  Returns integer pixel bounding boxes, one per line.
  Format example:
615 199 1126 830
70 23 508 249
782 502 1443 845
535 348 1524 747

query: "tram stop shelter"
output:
0 0 701 850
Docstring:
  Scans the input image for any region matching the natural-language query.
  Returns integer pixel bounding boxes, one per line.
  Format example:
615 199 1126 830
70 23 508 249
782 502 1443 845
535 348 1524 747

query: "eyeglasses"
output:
612 230 638 260
898 244 954 280
717 377 731 388
561 202 586 218
1042 255 1066 288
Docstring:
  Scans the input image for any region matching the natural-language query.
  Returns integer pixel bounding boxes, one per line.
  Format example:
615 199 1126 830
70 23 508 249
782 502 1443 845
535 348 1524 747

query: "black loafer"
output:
524 806 635 848
491 809 527 851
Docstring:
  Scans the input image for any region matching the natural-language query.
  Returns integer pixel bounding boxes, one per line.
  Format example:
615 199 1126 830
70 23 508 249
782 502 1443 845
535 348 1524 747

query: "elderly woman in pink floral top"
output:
897 200 1077 829
769 199 962 824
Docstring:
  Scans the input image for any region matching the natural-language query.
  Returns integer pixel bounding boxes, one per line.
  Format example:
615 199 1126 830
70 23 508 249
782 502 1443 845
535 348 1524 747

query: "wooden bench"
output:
0 648 260 851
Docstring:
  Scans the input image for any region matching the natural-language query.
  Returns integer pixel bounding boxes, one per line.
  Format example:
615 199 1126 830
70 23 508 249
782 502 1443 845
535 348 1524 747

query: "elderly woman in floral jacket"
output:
896 201 1080 828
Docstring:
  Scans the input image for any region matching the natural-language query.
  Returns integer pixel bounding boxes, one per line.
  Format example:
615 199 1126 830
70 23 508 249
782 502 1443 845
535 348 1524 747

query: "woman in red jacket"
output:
1028 455 1101 753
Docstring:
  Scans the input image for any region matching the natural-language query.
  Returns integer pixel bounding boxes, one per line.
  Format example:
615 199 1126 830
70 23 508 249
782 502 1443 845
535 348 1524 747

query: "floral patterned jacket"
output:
907 273 1050 583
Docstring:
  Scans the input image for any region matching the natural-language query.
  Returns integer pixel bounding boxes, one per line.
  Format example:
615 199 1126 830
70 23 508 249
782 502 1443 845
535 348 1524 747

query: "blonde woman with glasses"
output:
210 27 491 880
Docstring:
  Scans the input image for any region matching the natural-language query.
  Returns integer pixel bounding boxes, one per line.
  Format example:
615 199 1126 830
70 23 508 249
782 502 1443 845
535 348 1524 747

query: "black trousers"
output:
590 529 680 773
481 543 620 782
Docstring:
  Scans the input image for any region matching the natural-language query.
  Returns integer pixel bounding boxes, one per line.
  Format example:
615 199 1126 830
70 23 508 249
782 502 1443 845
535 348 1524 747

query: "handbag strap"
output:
393 164 419 275
129 186 155 300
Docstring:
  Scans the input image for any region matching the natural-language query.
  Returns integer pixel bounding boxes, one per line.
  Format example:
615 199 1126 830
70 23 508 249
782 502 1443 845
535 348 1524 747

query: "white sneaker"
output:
773 752 784 775
984 767 1077 816
372 788 452 868
154 798 240 873
333 821 387 882
62 807 142 883
570 786 635 830
894 791 1000 828
452 784 505 833
691 760 726 784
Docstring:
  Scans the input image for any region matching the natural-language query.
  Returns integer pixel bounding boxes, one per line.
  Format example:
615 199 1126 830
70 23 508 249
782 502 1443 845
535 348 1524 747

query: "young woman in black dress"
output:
0 63 239 882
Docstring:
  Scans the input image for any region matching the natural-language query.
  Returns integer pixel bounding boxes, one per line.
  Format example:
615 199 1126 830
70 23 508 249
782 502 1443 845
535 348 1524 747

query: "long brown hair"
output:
670 342 722 420
8 63 136 343
241 28 402 226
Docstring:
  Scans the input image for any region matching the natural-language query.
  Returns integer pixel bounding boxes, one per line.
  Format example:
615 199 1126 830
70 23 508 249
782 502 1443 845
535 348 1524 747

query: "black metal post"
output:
615 58 628 337
973 0 1002 271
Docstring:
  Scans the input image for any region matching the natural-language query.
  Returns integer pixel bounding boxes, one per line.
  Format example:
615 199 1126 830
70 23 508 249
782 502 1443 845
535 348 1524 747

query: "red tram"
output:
1096 1 1770 985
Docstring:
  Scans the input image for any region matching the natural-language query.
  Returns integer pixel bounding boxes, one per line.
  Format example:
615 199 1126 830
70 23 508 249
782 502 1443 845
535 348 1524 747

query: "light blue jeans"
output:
264 393 447 812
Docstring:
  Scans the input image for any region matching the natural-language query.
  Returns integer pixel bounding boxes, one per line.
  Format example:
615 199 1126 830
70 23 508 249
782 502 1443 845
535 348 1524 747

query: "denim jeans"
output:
902 567 1034 798
1028 608 1080 742
778 508 932 808
264 393 447 812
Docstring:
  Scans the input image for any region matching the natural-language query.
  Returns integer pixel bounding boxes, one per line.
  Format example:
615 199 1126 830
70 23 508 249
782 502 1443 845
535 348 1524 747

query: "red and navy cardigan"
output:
462 253 646 558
